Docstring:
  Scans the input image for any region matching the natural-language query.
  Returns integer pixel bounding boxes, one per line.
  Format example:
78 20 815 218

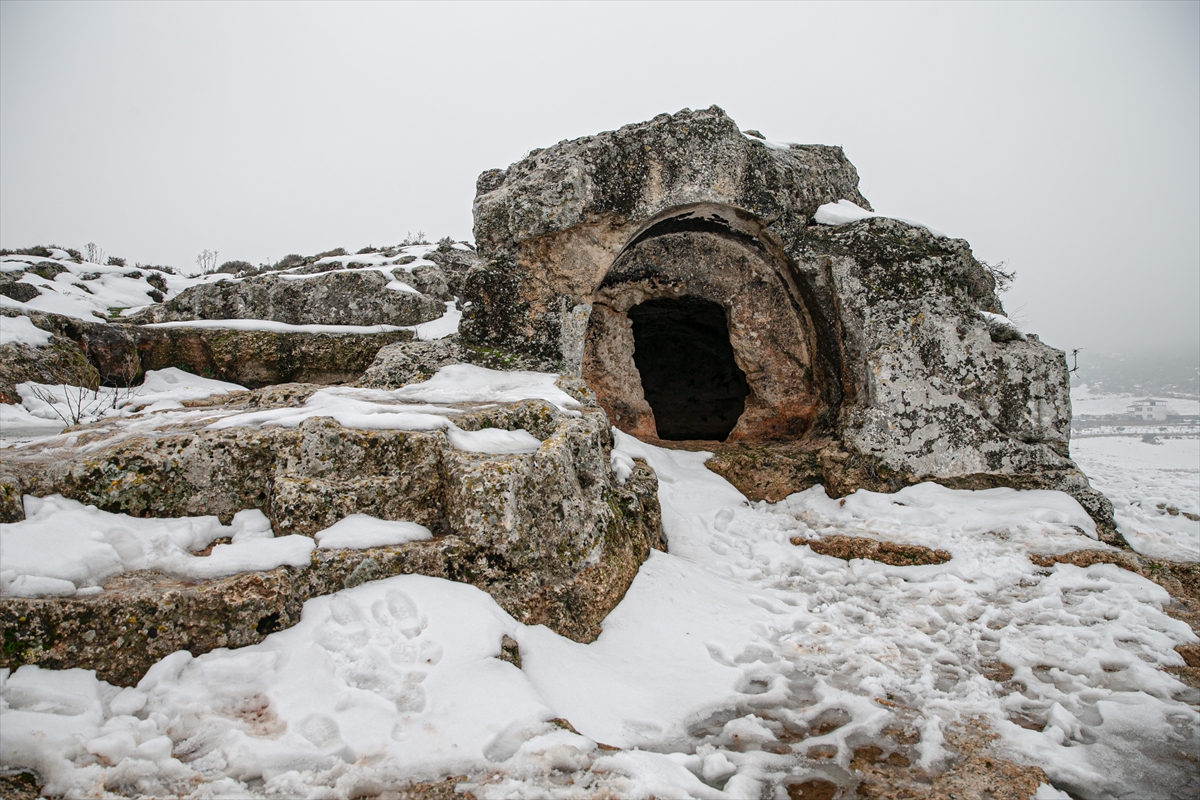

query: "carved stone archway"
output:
581 203 836 443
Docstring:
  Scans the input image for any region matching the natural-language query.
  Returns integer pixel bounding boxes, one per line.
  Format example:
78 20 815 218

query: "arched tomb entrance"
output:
628 297 749 441
581 204 837 443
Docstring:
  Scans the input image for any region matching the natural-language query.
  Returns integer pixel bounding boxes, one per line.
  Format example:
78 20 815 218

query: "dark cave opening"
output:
628 296 749 441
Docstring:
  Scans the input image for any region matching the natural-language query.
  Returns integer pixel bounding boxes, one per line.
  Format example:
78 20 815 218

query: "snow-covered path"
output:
2 432 1198 799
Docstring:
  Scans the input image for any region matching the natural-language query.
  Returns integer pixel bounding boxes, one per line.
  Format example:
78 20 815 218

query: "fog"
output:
2 1 1196 359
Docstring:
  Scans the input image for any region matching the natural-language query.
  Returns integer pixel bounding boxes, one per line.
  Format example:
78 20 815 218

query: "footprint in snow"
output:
318 589 436 714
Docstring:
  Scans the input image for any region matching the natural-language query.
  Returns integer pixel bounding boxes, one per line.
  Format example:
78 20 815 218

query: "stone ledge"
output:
0 461 661 687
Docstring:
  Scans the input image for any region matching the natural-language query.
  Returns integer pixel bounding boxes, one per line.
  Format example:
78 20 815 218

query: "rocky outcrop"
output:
0 310 414 390
464 106 868 367
0 392 663 683
0 334 99 405
422 241 484 298
127 270 445 327
359 337 555 388
0 458 660 687
459 106 1114 534
135 326 414 388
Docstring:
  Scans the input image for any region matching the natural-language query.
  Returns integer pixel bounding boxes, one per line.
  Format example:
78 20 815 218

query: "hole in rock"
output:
628 296 748 441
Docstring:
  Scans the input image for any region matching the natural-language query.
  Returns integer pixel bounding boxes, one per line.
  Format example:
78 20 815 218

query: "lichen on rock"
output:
1 396 662 683
459 105 1115 537
126 269 445 327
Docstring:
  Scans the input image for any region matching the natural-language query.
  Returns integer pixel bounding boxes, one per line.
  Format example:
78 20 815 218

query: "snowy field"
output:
1071 436 1199 562
1 376 1198 798
1069 383 1200 564
1070 384 1200 418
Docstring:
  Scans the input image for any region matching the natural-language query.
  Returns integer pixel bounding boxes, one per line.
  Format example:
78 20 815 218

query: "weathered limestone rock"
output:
465 105 867 367
0 334 99 405
135 326 413 388
127 269 445 327
359 337 556 388
404 264 453 299
423 241 485 298
460 106 1114 535
0 397 663 683
2 310 409 391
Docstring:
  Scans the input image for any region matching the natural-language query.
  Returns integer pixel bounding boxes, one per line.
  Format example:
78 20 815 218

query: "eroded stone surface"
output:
792 534 952 566
359 337 555 389
461 106 1113 534
466 106 867 368
0 401 663 683
135 326 413 388
1 309 410 391
127 270 445 327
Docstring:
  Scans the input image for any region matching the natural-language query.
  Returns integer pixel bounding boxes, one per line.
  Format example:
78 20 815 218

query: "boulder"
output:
459 106 1114 535
0 311 415 391
127 270 445 327
423 243 483 298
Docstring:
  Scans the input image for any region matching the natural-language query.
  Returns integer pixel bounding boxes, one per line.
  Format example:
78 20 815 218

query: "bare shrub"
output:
27 373 141 427
981 260 1016 294
195 249 220 274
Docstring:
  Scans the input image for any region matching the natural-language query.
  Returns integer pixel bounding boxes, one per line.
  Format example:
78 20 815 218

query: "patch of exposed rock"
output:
792 534 951 566
359 337 557 388
460 105 1114 538
135 325 413 388
127 269 445 327
0 335 99 405
842 715 1051 800
0 396 663 684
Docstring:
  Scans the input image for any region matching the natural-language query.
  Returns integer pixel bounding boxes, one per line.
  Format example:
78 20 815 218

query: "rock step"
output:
1 400 664 684
134 326 413 388
1 463 660 688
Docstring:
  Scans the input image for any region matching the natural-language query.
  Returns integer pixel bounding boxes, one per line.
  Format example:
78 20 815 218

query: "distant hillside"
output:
1070 346 1200 396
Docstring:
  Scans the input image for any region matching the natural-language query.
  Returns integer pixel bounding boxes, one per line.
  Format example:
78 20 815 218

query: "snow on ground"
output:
9 368 246 437
0 314 53 347
2 367 569 462
410 301 462 341
2 409 1197 798
1069 385 1200 562
311 243 438 272
0 402 68 441
813 199 948 237
314 516 433 550
978 310 1026 339
0 497 312 598
202 366 571 454
1072 437 1199 562
0 245 460 331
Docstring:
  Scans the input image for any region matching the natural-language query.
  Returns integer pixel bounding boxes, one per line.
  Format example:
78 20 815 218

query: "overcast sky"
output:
2 1 1196 357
